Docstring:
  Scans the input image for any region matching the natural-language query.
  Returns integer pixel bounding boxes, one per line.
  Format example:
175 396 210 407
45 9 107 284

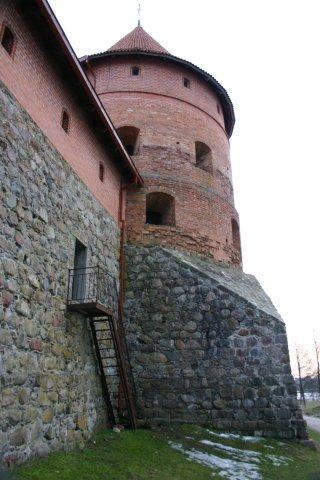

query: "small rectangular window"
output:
131 66 140 76
183 77 190 88
1 25 15 56
99 163 105 182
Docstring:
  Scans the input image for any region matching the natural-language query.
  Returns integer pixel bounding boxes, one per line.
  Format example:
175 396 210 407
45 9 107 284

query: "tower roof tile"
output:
82 26 235 137
108 25 169 54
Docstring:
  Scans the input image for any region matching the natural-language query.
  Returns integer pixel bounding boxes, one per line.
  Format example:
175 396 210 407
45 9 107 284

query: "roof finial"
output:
137 2 141 26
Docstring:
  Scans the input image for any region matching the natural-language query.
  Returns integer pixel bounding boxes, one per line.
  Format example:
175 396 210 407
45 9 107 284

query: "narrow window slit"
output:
183 77 190 88
231 219 241 254
99 163 105 182
61 109 70 133
1 25 15 56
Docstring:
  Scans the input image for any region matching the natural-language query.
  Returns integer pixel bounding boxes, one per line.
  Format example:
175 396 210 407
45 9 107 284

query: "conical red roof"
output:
83 25 235 136
108 25 169 54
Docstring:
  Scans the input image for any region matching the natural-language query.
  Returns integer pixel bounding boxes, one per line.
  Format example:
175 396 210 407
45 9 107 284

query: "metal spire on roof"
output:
138 2 141 26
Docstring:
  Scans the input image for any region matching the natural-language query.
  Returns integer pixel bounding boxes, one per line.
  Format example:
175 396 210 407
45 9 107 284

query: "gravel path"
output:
304 415 320 433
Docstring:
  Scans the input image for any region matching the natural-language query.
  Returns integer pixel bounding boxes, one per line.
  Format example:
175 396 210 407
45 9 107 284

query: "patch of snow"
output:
207 430 263 443
170 442 262 480
201 439 291 467
200 439 261 462
265 454 292 466
170 428 292 480
242 436 263 443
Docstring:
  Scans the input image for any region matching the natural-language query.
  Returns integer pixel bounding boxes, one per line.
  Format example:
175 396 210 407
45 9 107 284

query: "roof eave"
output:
29 0 143 185
81 50 235 137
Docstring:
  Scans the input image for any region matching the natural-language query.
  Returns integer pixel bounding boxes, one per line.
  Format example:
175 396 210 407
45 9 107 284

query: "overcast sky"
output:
48 0 320 373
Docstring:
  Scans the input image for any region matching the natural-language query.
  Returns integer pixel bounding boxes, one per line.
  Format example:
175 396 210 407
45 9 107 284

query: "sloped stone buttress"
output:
124 246 307 439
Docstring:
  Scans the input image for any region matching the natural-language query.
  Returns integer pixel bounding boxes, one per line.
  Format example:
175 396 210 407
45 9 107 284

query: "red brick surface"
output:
93 56 226 132
89 55 241 265
0 2 121 221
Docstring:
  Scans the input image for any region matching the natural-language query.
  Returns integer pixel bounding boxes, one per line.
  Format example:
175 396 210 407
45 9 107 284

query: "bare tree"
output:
296 345 306 407
295 343 317 405
313 331 320 397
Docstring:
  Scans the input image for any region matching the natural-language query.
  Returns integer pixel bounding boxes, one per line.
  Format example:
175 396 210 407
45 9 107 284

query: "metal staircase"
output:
67 266 137 429
90 315 137 428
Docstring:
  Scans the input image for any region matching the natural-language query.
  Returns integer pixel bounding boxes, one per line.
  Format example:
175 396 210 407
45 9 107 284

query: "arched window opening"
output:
146 192 175 227
1 25 15 56
231 219 241 253
195 141 213 174
117 126 140 156
61 109 70 133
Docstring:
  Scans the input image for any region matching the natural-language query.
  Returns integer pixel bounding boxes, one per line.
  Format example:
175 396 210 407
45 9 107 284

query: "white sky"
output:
48 0 320 373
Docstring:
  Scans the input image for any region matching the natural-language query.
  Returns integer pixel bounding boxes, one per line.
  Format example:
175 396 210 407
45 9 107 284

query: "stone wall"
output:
0 82 120 463
124 245 307 439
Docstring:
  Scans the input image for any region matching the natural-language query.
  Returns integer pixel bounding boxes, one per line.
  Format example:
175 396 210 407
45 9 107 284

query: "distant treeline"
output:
295 375 320 401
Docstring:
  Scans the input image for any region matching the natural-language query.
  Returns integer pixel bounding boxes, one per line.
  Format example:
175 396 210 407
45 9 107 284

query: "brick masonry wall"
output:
92 56 226 132
0 1 121 220
89 56 241 265
0 82 120 463
124 246 307 439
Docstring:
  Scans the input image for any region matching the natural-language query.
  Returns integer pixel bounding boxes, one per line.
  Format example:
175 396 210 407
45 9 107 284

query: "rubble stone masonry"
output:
0 5 308 466
124 246 307 439
0 82 120 463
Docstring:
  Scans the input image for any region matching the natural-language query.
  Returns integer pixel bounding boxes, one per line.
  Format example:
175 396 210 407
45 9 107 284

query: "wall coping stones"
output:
161 247 282 321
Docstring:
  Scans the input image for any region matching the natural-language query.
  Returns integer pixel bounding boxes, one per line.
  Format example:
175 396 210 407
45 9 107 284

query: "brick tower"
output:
82 25 241 266
82 26 306 438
